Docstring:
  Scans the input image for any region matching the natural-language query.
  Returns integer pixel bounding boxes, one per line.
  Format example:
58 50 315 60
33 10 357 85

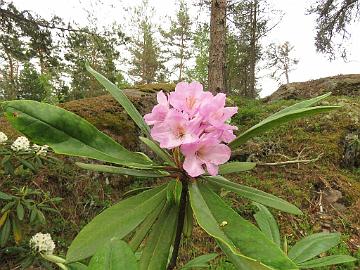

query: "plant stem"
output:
167 178 188 270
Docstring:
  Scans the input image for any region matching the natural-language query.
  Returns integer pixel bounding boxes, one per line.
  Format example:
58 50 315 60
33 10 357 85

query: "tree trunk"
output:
4 48 16 99
208 0 227 94
248 0 257 98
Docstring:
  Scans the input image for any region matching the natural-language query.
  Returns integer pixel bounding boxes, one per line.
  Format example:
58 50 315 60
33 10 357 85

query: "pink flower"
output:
150 109 200 149
144 81 237 177
169 82 212 117
181 136 231 177
200 93 238 127
144 91 169 125
205 124 238 143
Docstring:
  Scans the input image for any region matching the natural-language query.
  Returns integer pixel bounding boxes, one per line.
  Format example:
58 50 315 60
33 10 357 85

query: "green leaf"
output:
3 100 151 167
269 92 332 119
0 191 13 200
166 180 182 205
139 137 175 166
297 255 356 268
86 64 150 137
75 162 169 177
216 241 275 270
181 253 218 269
88 239 138 270
16 157 36 172
219 162 256 174
129 199 166 251
12 217 22 244
122 187 152 199
67 262 88 270
203 176 302 215
1 201 16 213
189 182 297 270
183 200 193 238
253 203 281 247
66 184 167 262
16 203 25 221
139 203 178 270
229 105 339 149
0 218 11 247
288 232 341 264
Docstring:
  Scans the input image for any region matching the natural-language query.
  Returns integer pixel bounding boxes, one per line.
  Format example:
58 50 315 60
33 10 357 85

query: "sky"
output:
11 0 360 97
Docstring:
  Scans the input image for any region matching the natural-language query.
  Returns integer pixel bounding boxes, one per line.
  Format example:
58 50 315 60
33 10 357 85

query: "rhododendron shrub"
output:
2 65 355 270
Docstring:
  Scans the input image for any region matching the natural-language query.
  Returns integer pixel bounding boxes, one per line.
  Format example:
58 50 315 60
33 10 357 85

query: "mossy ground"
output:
0 92 359 269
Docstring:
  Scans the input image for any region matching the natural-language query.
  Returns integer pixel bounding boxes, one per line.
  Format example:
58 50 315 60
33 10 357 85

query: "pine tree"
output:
187 23 210 88
227 0 280 98
266 41 299 84
161 0 192 81
309 0 360 59
64 22 124 99
129 0 164 84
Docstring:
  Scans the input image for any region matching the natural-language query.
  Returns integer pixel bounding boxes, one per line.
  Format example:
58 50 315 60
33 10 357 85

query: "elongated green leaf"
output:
139 137 175 166
76 162 169 177
183 199 193 238
217 241 274 270
203 176 302 215
129 198 166 251
3 100 152 167
86 64 150 137
16 157 36 172
181 253 218 269
66 184 167 262
122 187 152 198
268 93 332 119
139 203 178 270
189 182 297 270
288 232 341 264
229 106 339 149
0 218 11 247
0 191 13 200
88 239 138 270
297 255 356 268
219 162 256 174
67 262 88 270
16 203 25 221
253 203 281 247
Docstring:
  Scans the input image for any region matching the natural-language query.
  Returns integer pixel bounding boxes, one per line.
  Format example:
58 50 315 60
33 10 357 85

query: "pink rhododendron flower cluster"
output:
144 82 238 177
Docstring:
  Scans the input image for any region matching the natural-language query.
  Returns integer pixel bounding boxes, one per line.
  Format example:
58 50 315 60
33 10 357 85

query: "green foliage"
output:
17 62 52 101
66 184 167 262
189 182 297 270
3 100 151 167
3 67 353 270
64 23 125 100
0 187 61 247
203 176 302 215
187 23 209 88
219 162 256 174
253 204 357 269
253 203 281 247
0 135 55 176
129 0 165 83
229 93 340 149
161 0 192 81
181 253 218 269
88 239 138 270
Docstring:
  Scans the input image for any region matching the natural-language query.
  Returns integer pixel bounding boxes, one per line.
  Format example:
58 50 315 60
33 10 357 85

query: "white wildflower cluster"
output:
32 144 50 156
29 232 55 255
0 132 8 144
11 136 30 151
